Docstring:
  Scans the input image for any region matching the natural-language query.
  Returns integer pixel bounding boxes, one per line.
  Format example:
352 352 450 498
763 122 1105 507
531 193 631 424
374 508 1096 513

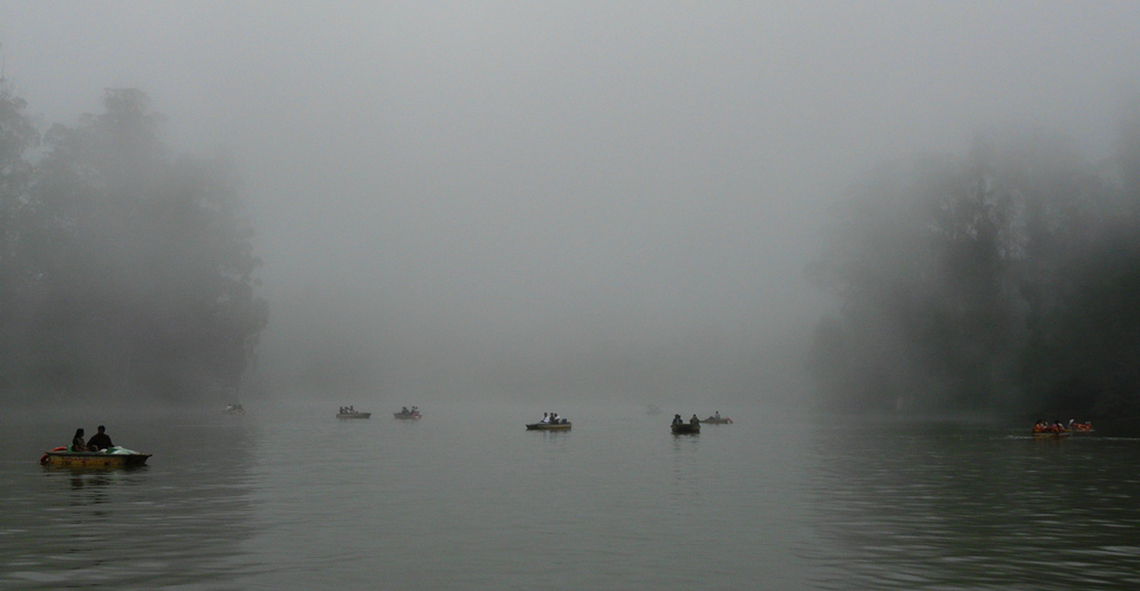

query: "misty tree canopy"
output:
809 108 1140 418
0 85 267 402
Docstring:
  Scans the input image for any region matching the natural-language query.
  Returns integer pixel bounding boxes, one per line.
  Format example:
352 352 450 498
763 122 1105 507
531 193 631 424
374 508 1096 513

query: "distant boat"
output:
526 422 571 431
337 410 371 419
671 422 700 434
699 416 732 424
224 403 245 415
40 446 151 468
394 410 422 420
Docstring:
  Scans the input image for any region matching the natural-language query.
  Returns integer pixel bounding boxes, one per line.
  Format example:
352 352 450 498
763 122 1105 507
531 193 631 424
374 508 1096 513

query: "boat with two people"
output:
41 426 151 467
671 414 701 434
526 412 571 430
337 406 372 419
224 403 245 415
394 406 422 420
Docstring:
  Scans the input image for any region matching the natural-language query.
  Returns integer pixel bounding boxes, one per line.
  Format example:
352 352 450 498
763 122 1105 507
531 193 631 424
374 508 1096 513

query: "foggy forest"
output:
1 3 1139 419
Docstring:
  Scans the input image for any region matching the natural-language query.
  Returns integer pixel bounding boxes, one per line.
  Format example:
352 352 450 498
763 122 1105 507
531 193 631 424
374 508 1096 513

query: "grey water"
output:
3 402 1140 590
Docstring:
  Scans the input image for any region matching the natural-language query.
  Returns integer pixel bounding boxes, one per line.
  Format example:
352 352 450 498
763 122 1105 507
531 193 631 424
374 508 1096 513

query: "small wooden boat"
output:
40 447 151 468
671 423 700 434
336 411 372 419
394 411 422 420
699 416 732 424
526 422 571 431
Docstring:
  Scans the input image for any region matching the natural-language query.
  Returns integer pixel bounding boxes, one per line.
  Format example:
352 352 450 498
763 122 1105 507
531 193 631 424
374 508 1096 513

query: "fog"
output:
2 2 1138 407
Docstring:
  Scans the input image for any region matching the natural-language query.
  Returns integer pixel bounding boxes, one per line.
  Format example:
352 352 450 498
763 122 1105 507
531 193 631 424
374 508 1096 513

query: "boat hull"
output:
671 424 700 434
336 413 371 419
526 422 571 430
699 417 732 424
1032 431 1070 438
41 451 151 468
394 413 422 420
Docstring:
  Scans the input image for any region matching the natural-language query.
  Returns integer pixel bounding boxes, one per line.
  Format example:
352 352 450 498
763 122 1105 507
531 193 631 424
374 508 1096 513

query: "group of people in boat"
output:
339 406 358 414
70 426 114 452
398 406 419 415
672 414 701 427
1033 419 1093 433
539 412 568 425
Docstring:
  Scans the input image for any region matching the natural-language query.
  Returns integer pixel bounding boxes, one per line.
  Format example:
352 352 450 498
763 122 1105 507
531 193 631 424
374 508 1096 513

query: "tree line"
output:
808 104 1140 418
0 84 267 403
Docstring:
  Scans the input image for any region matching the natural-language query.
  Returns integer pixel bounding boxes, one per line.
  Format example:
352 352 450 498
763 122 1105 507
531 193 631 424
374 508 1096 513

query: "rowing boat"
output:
526 422 571 431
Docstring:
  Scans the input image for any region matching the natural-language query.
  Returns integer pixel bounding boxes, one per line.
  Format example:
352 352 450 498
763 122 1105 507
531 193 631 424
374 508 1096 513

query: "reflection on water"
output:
0 412 259 590
802 420 1140 590
3 406 1140 589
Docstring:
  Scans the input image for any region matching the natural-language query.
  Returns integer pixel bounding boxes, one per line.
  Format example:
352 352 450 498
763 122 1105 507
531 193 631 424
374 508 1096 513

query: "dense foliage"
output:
809 111 1140 417
0 86 267 403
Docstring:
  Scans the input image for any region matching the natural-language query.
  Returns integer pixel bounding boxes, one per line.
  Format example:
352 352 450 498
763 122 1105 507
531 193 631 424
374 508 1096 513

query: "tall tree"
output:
0 80 41 394
4 88 267 402
808 128 1131 416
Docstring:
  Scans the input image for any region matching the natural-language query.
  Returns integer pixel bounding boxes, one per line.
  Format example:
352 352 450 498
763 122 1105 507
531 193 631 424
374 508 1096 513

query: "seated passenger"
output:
540 412 550 424
71 428 88 452
672 414 683 425
87 425 113 451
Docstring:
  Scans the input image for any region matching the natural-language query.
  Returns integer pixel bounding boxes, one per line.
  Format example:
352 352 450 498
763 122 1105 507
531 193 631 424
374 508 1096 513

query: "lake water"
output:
3 401 1140 590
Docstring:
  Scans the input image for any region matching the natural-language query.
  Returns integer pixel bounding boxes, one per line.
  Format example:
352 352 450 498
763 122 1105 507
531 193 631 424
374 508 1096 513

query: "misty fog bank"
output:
2 3 1139 410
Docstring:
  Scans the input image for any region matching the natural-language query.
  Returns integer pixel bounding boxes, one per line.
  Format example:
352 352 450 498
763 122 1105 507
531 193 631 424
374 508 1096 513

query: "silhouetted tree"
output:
1 88 267 402
810 114 1140 417
0 80 41 394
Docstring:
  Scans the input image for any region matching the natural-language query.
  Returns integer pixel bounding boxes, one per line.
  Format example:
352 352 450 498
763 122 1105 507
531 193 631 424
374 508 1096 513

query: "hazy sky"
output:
2 2 1139 396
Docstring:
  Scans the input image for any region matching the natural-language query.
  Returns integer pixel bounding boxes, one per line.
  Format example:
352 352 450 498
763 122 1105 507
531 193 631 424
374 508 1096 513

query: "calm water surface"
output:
2 402 1139 590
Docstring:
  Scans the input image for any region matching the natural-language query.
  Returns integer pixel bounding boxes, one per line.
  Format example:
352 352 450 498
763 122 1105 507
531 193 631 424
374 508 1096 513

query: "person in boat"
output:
714 411 721 420
690 414 700 427
672 414 683 426
540 412 550 424
551 412 560 424
87 425 113 451
401 407 410 415
411 406 418 414
71 428 88 452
